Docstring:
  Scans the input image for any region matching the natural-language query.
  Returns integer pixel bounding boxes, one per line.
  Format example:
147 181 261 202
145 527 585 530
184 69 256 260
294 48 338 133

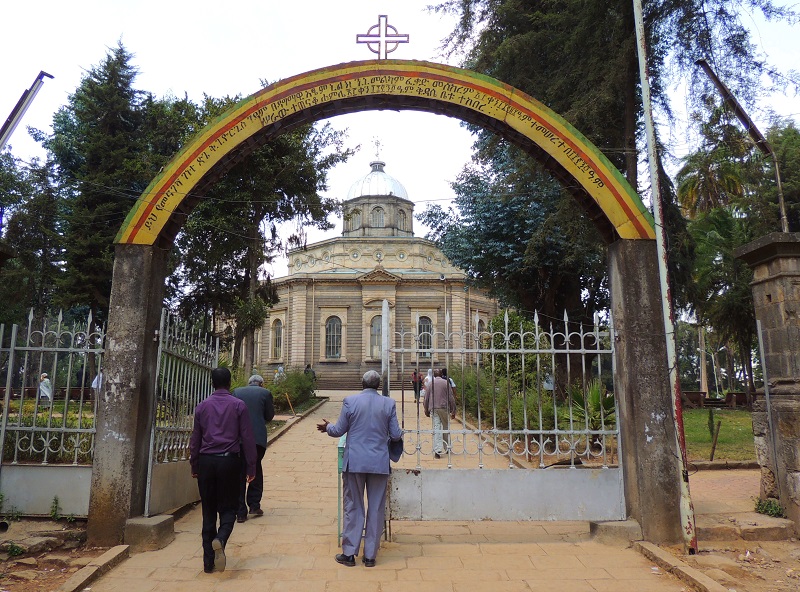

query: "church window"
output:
370 315 382 359
477 319 486 359
398 210 407 231
272 319 283 359
372 207 384 228
326 316 342 359
352 210 361 230
418 316 433 355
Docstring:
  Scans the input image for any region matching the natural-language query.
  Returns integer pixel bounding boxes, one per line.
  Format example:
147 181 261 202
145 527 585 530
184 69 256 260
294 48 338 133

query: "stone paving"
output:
87 392 700 591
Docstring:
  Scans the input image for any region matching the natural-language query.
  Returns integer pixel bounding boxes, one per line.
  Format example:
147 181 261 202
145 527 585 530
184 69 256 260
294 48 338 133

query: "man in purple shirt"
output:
190 367 257 573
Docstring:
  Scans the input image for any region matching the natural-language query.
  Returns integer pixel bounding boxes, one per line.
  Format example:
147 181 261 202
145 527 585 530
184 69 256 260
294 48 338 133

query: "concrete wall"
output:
0 465 92 516
608 239 683 544
147 460 199 516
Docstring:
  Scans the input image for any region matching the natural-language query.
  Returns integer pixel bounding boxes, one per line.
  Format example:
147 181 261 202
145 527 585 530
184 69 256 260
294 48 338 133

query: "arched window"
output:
352 210 361 230
272 319 283 358
418 316 432 355
372 207 384 228
325 316 342 359
398 210 407 231
370 315 382 359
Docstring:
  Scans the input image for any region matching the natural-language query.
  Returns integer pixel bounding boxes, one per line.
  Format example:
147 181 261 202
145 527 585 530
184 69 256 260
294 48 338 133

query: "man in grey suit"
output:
233 374 275 522
317 370 403 568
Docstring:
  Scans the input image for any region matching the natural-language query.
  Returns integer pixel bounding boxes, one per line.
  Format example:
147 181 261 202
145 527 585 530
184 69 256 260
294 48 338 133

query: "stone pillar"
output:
608 239 683 544
87 244 167 546
736 232 800 527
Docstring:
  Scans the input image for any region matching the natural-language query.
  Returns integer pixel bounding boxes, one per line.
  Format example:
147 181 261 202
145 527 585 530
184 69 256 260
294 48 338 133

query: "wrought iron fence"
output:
391 310 618 469
147 309 219 466
0 310 103 466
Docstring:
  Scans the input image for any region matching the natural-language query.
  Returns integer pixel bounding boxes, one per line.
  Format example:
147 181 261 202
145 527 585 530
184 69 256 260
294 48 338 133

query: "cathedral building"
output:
258 159 499 389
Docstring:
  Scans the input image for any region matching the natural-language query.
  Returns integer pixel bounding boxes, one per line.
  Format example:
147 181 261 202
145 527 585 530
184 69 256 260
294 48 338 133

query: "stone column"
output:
608 239 683 544
736 232 800 527
87 244 167 545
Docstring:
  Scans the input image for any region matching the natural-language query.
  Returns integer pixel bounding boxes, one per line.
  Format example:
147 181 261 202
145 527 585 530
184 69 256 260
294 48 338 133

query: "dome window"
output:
372 207 385 228
398 210 407 231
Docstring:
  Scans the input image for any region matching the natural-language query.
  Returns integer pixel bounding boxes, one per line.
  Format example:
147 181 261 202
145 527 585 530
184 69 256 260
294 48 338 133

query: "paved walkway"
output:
89 392 712 591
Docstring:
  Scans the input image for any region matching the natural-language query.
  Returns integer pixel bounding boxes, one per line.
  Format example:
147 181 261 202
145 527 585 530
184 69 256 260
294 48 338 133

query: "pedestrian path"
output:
89 392 690 591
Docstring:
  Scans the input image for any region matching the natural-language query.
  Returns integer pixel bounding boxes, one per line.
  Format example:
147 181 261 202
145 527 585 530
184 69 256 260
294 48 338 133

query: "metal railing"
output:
147 309 219 466
391 310 618 469
0 310 103 466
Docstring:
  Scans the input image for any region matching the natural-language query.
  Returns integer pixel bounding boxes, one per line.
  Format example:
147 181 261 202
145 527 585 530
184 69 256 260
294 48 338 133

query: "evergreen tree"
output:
0 155 63 324
420 142 608 320
39 43 151 326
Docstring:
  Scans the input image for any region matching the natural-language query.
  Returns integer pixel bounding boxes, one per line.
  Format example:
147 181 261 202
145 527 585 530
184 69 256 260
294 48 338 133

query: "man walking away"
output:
317 370 403 568
423 369 456 459
233 374 275 522
190 367 257 573
411 370 422 403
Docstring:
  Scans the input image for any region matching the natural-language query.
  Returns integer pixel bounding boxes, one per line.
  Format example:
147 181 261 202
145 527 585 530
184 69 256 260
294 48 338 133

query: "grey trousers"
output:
341 471 388 559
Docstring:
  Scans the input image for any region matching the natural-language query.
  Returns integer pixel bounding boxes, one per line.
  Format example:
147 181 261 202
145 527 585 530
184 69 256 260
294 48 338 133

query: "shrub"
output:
755 498 785 518
267 368 315 413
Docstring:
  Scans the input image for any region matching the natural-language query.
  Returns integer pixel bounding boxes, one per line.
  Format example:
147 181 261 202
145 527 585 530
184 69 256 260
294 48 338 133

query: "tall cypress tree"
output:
42 43 149 326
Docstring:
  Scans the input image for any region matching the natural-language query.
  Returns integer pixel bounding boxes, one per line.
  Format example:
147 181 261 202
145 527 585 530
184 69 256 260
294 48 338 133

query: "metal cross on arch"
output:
356 15 409 60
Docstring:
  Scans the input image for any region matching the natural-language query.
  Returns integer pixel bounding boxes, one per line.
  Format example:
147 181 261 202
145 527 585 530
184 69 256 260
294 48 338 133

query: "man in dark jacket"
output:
190 367 257 573
233 374 275 522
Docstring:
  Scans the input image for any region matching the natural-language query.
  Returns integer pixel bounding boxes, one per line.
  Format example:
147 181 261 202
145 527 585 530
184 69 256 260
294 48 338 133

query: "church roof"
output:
346 160 409 200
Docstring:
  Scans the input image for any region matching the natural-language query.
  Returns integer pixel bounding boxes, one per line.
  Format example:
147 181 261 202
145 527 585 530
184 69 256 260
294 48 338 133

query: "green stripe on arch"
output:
116 60 654 245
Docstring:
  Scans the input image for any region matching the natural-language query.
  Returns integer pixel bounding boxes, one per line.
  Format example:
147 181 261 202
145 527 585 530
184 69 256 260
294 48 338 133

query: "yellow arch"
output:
117 60 655 246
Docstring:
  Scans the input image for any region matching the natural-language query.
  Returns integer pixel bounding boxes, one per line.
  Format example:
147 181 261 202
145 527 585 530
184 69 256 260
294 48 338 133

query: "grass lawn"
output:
683 408 755 461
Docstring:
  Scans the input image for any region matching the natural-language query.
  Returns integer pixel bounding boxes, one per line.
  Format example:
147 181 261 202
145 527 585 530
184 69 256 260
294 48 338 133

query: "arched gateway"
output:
90 61 683 548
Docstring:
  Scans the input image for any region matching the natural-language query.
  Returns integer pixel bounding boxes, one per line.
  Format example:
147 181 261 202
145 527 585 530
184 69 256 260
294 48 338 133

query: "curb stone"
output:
690 460 759 471
57 545 129 592
634 541 730 592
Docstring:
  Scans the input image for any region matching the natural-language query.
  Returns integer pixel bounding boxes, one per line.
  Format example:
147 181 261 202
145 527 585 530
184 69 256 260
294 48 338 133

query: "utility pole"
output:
695 58 789 233
0 71 54 152
632 0 698 554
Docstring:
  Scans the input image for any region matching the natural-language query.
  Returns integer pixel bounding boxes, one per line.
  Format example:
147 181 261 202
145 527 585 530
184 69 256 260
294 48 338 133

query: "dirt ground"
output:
666 539 800 592
0 519 107 592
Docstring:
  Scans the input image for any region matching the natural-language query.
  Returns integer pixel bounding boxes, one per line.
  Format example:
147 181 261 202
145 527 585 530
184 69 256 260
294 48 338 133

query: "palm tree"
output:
677 103 752 218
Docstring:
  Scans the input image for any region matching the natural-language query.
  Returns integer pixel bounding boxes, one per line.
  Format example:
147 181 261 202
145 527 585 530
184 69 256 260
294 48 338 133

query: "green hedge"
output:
231 367 316 414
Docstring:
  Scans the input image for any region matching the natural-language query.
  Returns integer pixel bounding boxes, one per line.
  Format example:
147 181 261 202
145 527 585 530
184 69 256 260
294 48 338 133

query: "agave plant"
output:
569 379 616 432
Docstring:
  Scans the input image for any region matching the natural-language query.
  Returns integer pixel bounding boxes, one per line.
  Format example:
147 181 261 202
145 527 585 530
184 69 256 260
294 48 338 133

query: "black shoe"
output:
434 453 441 459
204 566 214 574
335 553 355 567
212 538 226 572
236 515 247 523
249 508 264 517
362 556 376 567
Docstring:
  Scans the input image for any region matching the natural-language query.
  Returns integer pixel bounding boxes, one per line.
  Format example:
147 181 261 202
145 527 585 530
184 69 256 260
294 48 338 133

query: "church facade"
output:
257 160 499 389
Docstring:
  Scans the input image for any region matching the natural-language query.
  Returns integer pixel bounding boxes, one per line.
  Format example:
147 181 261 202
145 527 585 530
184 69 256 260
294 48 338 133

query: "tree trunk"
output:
243 223 260 377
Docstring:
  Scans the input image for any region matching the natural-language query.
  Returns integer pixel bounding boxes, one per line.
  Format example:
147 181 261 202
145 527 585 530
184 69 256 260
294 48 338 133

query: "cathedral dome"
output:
346 160 408 200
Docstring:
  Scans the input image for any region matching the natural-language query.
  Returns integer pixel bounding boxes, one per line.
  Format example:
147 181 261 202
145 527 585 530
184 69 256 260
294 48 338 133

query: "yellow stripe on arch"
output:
116 60 655 245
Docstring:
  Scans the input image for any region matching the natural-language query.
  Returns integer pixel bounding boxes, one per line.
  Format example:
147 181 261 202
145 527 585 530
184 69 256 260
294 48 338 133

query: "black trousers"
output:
238 444 266 518
197 454 240 569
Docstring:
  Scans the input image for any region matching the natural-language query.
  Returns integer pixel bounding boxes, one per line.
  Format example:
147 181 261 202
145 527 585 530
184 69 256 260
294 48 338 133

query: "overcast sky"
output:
2 1 798 277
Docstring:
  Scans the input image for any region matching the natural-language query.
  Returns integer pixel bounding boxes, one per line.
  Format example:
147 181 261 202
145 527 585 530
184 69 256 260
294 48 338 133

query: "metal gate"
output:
144 309 218 516
387 310 625 522
0 310 103 516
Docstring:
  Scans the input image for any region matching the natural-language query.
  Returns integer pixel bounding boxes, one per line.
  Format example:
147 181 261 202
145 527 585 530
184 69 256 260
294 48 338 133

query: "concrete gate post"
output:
87 244 167 546
608 239 683 544
736 232 800 528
